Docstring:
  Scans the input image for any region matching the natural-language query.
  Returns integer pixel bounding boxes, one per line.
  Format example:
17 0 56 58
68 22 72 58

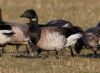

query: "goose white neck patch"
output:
31 18 36 21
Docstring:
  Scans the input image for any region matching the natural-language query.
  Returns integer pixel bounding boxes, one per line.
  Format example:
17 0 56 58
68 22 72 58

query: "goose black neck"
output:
27 20 41 45
28 20 39 32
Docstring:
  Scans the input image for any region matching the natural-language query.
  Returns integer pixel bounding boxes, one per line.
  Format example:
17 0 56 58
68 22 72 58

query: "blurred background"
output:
0 0 100 28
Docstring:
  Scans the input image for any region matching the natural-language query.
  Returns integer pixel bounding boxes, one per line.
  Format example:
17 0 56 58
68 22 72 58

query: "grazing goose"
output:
0 21 30 54
0 24 14 56
85 26 100 56
0 9 31 55
85 22 100 56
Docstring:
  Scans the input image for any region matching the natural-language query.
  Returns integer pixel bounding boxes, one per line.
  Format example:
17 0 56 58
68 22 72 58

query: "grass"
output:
0 0 100 73
0 52 100 73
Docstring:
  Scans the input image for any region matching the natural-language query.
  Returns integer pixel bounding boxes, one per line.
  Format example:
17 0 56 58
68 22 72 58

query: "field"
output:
0 0 100 73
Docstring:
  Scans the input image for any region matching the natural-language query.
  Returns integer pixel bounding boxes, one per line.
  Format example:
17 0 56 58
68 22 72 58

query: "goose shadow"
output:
79 53 100 58
13 54 34 59
13 53 48 59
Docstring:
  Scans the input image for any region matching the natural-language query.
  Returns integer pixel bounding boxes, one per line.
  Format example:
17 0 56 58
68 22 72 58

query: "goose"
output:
0 9 31 55
20 9 83 58
0 24 14 56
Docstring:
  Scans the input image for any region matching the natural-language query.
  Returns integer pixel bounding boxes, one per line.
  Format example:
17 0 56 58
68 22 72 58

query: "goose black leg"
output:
55 49 61 59
92 48 97 57
0 47 3 56
15 45 20 55
25 44 31 54
69 46 75 57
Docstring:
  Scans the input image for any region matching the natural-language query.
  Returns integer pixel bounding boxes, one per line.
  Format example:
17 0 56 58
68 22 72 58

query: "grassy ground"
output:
0 50 100 73
0 0 100 73
0 48 100 73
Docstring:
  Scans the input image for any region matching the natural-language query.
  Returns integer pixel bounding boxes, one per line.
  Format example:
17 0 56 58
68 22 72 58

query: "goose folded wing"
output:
55 27 75 38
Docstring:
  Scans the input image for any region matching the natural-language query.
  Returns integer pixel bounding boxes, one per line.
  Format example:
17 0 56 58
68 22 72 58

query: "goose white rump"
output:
0 30 13 45
65 33 83 47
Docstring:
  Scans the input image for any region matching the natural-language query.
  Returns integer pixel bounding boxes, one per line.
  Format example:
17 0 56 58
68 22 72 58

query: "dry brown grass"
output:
0 52 100 73
0 0 100 28
0 0 100 73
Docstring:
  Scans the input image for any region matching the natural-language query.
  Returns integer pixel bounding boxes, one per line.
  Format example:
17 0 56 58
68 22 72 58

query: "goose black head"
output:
20 9 38 24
